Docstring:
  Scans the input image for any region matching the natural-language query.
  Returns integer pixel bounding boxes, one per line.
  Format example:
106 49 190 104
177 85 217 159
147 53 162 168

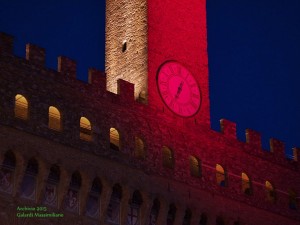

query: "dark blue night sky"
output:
0 0 299 157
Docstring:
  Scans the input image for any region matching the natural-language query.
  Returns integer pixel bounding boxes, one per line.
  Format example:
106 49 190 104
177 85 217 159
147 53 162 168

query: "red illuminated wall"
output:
148 0 210 127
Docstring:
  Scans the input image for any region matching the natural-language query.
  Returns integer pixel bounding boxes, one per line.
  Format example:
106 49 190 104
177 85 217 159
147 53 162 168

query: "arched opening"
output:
80 117 92 141
162 146 174 169
242 172 252 195
20 158 38 200
149 198 160 225
42 165 60 207
106 184 122 224
0 151 16 194
64 171 81 213
128 190 143 225
15 94 28 120
216 164 226 187
122 41 127 52
135 136 146 159
86 178 102 218
190 156 201 177
265 181 276 203
216 216 225 225
167 203 177 225
199 213 208 225
48 106 62 131
110 128 120 150
288 189 298 210
183 208 192 225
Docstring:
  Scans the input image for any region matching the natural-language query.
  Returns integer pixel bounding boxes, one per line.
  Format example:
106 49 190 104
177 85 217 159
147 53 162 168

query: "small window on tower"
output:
15 94 28 120
80 117 92 141
48 106 62 131
122 41 127 53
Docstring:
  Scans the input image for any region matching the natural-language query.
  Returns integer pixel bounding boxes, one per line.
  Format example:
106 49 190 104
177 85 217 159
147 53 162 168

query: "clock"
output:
157 61 201 117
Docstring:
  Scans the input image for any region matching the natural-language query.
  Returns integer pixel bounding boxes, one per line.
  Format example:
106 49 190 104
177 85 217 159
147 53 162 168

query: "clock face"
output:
157 61 201 117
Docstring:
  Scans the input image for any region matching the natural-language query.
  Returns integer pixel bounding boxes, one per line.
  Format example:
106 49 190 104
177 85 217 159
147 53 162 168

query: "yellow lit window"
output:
80 117 92 141
190 156 201 177
15 94 28 120
216 164 226 186
110 128 120 150
265 181 276 203
48 106 62 131
242 172 252 195
162 146 174 169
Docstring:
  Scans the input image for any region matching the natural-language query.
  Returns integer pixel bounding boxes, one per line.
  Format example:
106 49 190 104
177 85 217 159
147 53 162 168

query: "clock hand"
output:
175 81 184 99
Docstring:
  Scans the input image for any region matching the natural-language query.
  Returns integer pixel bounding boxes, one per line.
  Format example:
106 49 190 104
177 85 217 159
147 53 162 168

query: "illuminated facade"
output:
0 0 299 225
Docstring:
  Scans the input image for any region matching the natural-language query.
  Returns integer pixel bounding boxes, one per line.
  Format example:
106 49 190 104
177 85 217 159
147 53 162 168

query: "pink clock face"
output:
157 61 201 117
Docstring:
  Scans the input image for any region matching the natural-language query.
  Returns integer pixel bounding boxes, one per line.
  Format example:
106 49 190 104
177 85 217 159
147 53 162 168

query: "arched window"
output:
288 190 298 210
183 208 192 225
135 136 146 159
48 106 62 131
242 172 252 195
85 178 102 218
216 164 226 187
167 204 177 225
80 117 92 141
190 156 201 177
128 191 143 225
265 181 276 203
106 184 122 224
15 94 28 120
162 146 174 169
0 151 16 194
64 171 81 213
149 199 160 225
216 216 225 225
20 158 38 201
42 165 60 207
110 128 120 150
199 213 208 225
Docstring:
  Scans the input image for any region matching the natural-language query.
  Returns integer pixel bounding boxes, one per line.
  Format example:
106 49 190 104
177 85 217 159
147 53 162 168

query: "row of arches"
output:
10 95 299 210
0 151 237 225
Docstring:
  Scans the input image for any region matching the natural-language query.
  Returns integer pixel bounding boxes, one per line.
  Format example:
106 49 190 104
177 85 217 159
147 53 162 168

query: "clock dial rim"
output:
156 60 202 117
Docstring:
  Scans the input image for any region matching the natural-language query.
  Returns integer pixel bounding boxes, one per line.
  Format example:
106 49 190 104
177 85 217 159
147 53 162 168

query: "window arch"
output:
85 178 102 218
242 172 252 195
162 146 174 169
199 213 208 225
183 208 192 225
216 216 225 225
265 181 276 203
149 199 160 225
42 165 60 207
110 128 120 150
135 136 146 159
15 94 28 120
288 189 298 210
106 184 122 224
216 164 226 187
48 106 62 131
80 117 92 141
20 158 38 201
0 151 16 194
190 156 201 177
167 204 177 225
64 171 81 213
128 190 143 225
